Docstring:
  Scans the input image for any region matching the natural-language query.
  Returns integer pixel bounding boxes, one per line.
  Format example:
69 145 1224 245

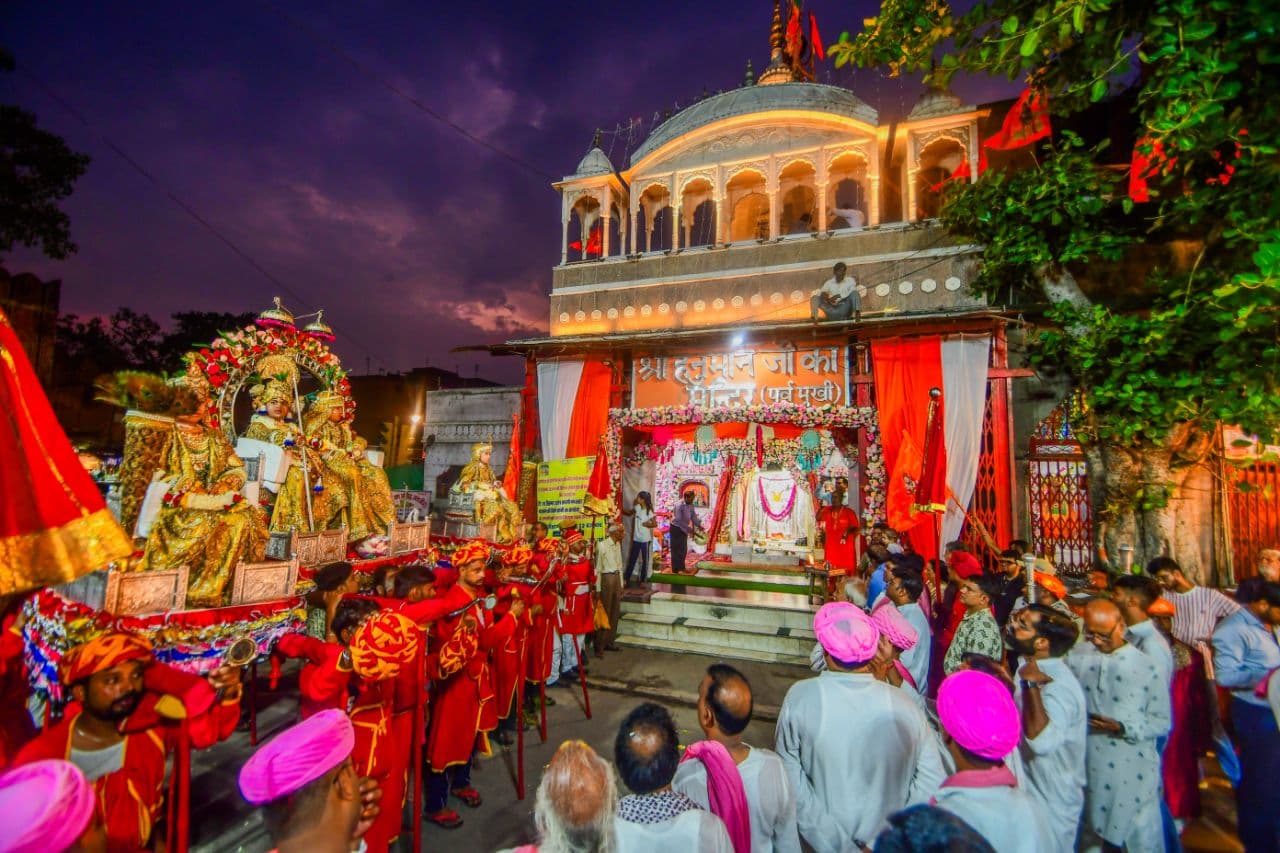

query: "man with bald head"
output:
674 664 800 852
501 739 617 853
1068 598 1171 853
614 702 733 852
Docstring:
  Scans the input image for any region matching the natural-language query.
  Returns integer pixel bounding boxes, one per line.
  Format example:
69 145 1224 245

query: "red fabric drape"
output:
565 360 612 458
984 89 1051 151
502 412 522 499
0 309 132 594
705 454 739 547
871 337 944 562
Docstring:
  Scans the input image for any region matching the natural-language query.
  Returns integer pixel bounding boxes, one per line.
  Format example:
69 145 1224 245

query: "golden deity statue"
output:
450 441 524 543
302 390 395 542
141 372 269 607
241 370 339 534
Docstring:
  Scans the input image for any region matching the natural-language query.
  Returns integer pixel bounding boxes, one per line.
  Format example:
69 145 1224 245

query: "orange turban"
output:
563 526 585 545
536 537 560 554
503 544 533 567
61 632 153 686
348 612 420 681
452 540 490 568
1034 571 1067 601
1148 597 1177 617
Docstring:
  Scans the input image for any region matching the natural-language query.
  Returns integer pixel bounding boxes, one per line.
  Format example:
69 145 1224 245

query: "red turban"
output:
349 612 421 681
536 536 560 554
61 632 153 686
1034 571 1067 601
451 540 490 569
503 544 533 567
563 526 585 545
1147 597 1177 618
948 551 983 580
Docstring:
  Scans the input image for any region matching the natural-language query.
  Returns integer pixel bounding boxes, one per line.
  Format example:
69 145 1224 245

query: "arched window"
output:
608 203 623 258
680 178 716 248
727 171 769 242
639 186 671 252
827 153 869 229
568 198 601 262
778 161 817 235
916 138 966 220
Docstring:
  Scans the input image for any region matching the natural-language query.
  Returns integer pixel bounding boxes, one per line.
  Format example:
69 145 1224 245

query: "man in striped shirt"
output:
1150 556 1240 826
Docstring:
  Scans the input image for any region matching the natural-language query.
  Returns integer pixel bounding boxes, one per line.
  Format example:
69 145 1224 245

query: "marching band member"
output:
556 525 596 684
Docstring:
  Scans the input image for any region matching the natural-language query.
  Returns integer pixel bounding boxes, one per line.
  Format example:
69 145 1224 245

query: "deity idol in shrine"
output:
449 441 524 543
302 390 395 542
140 368 269 607
241 363 337 535
733 464 817 546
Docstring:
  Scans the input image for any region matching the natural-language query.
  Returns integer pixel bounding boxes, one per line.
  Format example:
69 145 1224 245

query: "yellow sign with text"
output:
536 457 606 538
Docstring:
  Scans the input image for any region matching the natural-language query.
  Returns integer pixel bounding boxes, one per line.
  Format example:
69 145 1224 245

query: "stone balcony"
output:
549 223 985 337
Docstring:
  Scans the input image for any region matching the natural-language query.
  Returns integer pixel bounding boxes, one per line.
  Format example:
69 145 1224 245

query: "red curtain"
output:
565 360 612 458
871 337 944 562
705 454 739 547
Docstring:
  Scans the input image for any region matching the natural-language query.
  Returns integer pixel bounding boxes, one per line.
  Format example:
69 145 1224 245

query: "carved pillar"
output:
602 208 612 258
560 208 570 265
817 180 828 232
767 179 780 240
968 122 980 184
905 134 919 223
714 195 725 245
869 175 882 226
670 200 680 251
629 204 638 254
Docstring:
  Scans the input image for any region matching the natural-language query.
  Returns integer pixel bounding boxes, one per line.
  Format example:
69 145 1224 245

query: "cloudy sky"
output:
4 1 1017 384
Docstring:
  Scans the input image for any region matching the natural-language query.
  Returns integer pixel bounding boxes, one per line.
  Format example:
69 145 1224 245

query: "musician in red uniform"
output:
555 525 596 684
489 544 534 745
817 478 861 590
424 540 523 829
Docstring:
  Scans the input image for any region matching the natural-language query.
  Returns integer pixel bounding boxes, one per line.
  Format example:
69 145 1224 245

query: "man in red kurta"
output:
555 527 596 683
424 540 522 828
817 479 861 583
15 632 241 853
488 544 534 745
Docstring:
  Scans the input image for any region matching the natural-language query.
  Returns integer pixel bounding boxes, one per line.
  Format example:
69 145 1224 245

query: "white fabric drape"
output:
537 360 584 461
940 336 991 545
620 461 656 554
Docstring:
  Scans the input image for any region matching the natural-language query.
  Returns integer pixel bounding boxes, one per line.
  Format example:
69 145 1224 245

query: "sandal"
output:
426 809 464 829
452 786 483 808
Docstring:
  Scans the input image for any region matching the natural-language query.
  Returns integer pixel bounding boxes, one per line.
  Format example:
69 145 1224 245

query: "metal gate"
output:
1227 461 1280 581
962 385 1015 571
1028 402 1093 576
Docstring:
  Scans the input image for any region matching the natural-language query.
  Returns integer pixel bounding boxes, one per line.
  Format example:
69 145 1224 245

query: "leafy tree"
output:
0 49 91 260
830 0 1279 576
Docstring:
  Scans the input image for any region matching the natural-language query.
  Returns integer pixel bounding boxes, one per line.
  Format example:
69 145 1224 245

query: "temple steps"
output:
614 592 817 666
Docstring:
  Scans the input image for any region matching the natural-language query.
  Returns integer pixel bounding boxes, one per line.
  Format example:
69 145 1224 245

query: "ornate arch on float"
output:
725 163 769 183
184 303 353 443
605 403 887 524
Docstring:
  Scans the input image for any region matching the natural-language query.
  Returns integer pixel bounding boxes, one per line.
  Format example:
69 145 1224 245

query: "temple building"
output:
489 2 1265 659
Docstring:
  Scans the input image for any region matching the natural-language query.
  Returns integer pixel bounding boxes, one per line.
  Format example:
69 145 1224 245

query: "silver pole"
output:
291 379 315 532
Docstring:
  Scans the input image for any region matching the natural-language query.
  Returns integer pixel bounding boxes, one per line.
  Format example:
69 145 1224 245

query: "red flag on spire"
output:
809 12 824 61
501 412 521 502
983 89 1051 151
582 440 615 518
786 1 803 59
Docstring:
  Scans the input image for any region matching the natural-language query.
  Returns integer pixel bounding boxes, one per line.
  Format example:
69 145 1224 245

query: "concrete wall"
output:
422 387 521 509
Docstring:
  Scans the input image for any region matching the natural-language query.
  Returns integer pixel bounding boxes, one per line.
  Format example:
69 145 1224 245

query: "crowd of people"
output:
2 513 1279 852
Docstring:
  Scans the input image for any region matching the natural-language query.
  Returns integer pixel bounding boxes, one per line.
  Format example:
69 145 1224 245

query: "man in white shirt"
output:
674 664 801 853
776 602 945 852
1112 574 1175 687
1005 603 1088 853
614 702 733 853
809 262 860 322
932 669 1055 853
594 523 625 655
885 564 931 694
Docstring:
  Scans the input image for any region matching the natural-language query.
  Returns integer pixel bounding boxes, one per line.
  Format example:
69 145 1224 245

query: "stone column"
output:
767 180 780 240
671 201 680 251
817 180 828 233
602 209 612 258
869 175 882 226
968 122 980 184
714 196 725 245
629 205 638 254
560 209 570 265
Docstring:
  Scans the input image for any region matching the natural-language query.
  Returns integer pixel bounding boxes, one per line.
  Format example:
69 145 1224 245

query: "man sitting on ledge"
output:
810 262 861 322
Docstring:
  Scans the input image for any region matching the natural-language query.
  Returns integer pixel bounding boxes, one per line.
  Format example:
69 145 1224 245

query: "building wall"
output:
422 387 520 508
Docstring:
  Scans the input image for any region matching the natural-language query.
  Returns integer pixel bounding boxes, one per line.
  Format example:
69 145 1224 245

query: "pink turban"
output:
0 759 96 853
814 602 880 666
239 708 355 805
871 604 918 651
937 670 1021 760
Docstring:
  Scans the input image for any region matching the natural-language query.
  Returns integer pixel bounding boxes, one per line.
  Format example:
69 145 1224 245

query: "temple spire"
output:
759 0 800 85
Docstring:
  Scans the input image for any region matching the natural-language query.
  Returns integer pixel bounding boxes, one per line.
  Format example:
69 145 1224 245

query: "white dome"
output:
567 146 614 179
907 87 973 120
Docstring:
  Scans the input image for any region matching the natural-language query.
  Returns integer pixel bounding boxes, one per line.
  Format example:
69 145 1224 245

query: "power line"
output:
257 0 557 183
18 68 393 372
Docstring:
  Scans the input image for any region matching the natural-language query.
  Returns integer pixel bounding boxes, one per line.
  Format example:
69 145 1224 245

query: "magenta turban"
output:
871 604 918 651
814 602 880 666
937 670 1021 760
0 759 96 853
239 708 355 805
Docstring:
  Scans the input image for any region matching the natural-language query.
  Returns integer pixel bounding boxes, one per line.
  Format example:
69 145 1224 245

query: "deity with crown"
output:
303 389 395 541
448 440 524 543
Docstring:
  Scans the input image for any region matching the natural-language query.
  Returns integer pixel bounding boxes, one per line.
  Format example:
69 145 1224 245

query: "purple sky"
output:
4 1 1018 385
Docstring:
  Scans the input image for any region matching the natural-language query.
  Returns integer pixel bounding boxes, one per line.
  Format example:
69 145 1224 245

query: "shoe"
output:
542 692 557 706
425 809 464 829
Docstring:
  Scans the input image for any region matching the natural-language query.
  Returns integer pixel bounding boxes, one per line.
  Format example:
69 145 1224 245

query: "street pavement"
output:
190 644 1241 852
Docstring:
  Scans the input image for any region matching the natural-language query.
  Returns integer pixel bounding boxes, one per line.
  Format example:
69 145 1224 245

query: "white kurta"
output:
775 671 945 852
1126 618 1174 688
1014 656 1087 853
898 601 931 693
1068 642 1171 852
615 804 733 853
932 775 1055 853
673 743 801 853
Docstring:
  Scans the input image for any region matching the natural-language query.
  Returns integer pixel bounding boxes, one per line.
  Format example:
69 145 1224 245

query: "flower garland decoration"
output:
758 475 799 520
187 323 354 441
606 404 885 526
21 589 304 707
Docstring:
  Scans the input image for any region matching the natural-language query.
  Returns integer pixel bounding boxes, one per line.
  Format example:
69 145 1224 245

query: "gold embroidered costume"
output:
303 391 394 542
451 441 523 543
242 379 338 534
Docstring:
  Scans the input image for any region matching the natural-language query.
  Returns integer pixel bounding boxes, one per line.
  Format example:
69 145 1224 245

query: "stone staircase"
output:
615 591 818 666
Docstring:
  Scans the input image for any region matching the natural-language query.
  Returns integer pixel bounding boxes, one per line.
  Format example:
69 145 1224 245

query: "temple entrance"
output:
1027 403 1093 576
